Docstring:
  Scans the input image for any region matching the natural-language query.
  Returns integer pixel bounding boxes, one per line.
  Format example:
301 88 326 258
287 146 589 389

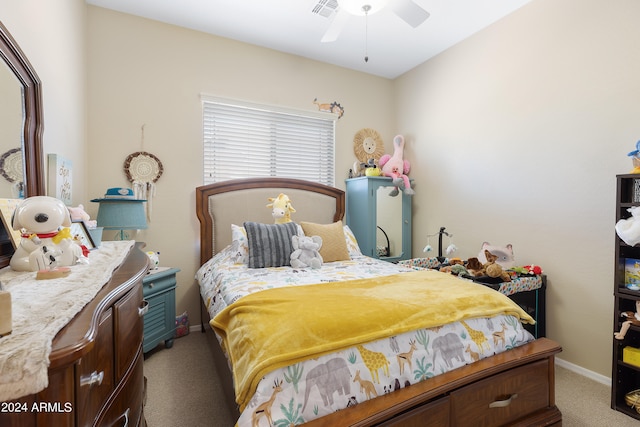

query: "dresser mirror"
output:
0 21 45 267
376 187 403 258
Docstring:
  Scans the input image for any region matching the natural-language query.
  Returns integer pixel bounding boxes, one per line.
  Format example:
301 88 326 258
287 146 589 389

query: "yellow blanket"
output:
211 269 534 410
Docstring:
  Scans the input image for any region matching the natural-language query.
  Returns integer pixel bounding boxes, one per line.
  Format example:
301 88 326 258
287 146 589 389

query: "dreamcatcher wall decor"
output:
0 147 24 198
124 125 164 221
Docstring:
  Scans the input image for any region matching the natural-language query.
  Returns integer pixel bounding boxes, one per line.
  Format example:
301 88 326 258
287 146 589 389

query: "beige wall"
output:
4 0 632 380
1 0 88 203
86 6 396 331
395 0 639 377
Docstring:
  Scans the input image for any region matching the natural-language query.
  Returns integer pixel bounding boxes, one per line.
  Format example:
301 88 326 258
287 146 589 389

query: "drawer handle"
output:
80 370 104 387
489 393 518 408
113 408 130 427
138 300 149 317
148 282 155 288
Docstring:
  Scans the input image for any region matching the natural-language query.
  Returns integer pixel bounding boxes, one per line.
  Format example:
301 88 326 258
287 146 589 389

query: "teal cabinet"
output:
346 176 412 262
143 267 179 353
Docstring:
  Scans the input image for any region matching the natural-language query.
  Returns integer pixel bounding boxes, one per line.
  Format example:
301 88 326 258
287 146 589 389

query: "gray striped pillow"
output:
244 221 299 268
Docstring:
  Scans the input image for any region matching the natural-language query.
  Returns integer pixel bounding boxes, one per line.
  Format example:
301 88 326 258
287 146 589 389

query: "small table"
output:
142 267 179 353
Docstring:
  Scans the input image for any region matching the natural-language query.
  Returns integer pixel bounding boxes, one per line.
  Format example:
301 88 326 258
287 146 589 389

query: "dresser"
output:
143 267 178 353
345 176 412 262
0 244 149 427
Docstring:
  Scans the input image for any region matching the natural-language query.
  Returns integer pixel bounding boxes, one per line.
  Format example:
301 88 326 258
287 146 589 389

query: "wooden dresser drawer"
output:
114 283 144 382
450 359 550 426
378 396 449 427
95 347 145 427
76 308 114 427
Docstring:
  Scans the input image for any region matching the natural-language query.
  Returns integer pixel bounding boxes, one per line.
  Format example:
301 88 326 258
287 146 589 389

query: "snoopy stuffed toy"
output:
10 196 86 272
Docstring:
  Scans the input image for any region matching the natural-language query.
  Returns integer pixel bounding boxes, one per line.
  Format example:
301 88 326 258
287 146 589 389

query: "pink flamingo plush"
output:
379 135 414 196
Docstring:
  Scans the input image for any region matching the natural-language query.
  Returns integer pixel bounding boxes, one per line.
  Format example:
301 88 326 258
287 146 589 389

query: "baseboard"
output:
555 357 611 386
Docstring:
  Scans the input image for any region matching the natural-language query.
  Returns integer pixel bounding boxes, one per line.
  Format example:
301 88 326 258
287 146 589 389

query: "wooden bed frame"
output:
195 177 562 426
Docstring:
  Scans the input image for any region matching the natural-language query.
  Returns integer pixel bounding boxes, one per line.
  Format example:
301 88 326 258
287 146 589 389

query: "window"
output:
202 96 336 186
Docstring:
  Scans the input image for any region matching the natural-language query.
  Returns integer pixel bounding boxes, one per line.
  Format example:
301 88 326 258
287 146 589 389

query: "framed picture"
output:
0 198 23 248
625 258 640 290
47 154 72 205
70 221 95 250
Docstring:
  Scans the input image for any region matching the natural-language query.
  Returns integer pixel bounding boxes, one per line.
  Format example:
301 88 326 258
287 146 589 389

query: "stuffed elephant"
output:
290 235 323 269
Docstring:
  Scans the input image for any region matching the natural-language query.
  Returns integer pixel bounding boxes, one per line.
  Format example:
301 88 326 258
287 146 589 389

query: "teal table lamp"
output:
91 188 147 240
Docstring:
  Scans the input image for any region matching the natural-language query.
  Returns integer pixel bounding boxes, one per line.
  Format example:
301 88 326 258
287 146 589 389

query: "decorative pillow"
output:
231 224 249 264
343 225 362 257
300 221 351 262
244 221 299 268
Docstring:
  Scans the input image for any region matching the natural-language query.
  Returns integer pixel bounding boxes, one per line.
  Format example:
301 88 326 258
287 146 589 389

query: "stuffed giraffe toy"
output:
266 193 296 224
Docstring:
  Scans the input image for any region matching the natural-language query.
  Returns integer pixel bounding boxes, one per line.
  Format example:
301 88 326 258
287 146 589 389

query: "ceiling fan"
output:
319 0 430 43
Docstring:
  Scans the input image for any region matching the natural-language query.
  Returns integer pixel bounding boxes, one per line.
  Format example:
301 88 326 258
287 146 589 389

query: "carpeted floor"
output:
143 331 640 426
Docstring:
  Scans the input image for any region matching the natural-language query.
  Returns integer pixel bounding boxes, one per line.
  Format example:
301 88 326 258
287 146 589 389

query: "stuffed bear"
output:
290 235 323 269
480 250 512 282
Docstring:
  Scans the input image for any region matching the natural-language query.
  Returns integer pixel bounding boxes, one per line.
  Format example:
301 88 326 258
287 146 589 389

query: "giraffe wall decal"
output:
356 344 390 384
460 320 490 353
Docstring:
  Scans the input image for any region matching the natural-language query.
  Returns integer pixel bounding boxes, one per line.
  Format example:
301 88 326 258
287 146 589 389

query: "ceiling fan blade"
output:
391 0 430 28
321 8 351 42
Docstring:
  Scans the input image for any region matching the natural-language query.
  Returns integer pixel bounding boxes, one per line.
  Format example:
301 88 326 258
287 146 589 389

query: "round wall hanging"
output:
0 147 22 183
124 151 163 184
352 128 384 176
124 151 163 221
353 128 384 164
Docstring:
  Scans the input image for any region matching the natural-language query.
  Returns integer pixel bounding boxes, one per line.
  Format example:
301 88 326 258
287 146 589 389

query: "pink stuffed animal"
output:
379 135 414 196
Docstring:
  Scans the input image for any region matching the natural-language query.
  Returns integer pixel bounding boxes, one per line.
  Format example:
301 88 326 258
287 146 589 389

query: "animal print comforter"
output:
196 248 535 426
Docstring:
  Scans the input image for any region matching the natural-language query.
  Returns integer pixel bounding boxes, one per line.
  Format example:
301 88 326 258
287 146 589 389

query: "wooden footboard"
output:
201 303 561 426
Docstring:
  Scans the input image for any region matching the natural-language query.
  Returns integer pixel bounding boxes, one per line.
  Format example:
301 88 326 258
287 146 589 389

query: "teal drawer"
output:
143 268 179 296
142 267 179 353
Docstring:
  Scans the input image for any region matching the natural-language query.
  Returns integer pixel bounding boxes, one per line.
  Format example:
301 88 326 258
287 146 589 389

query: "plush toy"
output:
10 196 86 273
67 204 98 228
290 235 323 269
379 135 414 196
480 250 512 282
146 251 160 270
510 265 543 275
267 193 296 224
465 257 484 276
616 206 640 246
477 242 515 269
615 300 640 340
627 140 640 173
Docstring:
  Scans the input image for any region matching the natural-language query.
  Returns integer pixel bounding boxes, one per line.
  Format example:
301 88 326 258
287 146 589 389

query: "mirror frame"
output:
0 21 44 197
0 21 45 268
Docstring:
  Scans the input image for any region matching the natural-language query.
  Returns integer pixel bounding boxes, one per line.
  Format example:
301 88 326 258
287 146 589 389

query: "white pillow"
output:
343 225 362 257
230 224 249 264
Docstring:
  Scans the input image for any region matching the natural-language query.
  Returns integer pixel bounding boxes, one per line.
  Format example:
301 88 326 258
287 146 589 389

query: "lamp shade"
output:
95 200 148 231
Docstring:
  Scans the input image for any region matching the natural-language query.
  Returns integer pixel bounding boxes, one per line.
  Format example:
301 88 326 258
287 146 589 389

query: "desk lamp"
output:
91 188 147 240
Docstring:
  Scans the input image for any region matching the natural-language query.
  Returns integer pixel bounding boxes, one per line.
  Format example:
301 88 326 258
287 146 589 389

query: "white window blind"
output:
202 96 336 186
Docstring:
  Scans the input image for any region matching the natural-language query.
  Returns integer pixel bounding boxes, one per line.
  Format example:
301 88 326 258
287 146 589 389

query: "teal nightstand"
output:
142 267 179 353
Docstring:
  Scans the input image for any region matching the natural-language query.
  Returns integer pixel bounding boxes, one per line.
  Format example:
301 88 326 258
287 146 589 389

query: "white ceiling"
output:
86 0 532 79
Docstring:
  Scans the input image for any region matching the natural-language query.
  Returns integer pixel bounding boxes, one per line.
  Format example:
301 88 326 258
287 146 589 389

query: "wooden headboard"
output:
195 178 345 266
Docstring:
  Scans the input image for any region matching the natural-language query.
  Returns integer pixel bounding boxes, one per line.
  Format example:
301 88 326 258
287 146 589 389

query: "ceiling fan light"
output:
340 0 389 16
